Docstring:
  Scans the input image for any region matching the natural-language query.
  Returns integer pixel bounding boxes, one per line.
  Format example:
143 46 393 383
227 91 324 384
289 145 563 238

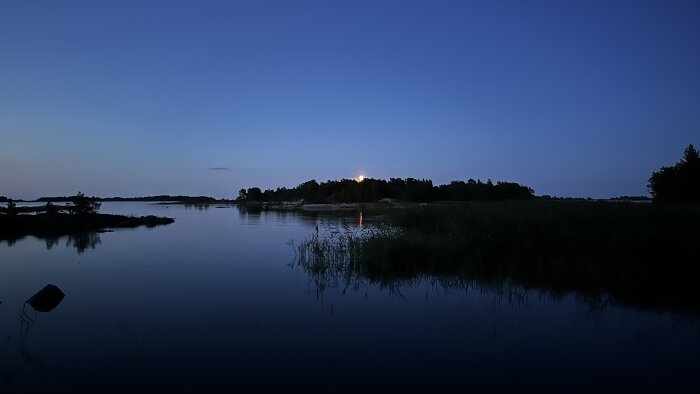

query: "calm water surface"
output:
1 203 698 393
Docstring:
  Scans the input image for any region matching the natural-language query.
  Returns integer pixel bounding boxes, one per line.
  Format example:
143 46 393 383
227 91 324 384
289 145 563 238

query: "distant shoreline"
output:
33 195 231 204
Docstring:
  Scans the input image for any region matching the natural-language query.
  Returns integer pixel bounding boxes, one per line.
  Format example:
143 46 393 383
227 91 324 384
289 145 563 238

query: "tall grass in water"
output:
291 224 401 293
293 201 700 314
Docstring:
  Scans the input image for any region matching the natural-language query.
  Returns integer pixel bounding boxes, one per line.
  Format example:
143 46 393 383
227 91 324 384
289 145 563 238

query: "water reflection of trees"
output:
44 232 102 254
2 232 102 253
235 204 359 227
1 238 18 247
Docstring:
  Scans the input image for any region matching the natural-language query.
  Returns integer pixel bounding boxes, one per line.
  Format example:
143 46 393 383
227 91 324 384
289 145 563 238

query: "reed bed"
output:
293 201 700 314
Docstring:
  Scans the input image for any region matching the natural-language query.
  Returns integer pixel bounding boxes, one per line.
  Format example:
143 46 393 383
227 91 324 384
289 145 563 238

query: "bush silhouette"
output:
5 200 17 215
68 192 102 215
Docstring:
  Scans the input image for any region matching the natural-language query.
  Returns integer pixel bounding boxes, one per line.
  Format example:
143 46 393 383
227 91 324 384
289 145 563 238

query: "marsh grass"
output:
293 201 700 313
291 224 400 293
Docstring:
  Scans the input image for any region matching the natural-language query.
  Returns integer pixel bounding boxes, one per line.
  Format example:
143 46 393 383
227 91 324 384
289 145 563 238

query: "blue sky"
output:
1 0 698 199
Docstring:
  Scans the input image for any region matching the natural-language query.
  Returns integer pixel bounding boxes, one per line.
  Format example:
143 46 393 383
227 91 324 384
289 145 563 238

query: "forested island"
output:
238 177 534 204
236 144 698 207
0 193 174 240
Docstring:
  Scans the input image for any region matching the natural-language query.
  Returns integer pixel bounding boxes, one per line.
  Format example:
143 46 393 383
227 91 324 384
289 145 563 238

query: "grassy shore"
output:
293 201 700 314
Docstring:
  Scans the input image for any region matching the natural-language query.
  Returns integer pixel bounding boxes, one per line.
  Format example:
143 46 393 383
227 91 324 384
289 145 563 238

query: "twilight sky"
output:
1 0 699 199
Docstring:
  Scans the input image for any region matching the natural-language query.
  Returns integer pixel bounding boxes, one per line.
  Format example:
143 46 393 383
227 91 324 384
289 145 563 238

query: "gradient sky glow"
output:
1 0 699 199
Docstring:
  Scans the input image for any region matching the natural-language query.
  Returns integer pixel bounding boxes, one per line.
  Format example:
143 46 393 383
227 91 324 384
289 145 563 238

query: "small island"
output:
0 192 175 240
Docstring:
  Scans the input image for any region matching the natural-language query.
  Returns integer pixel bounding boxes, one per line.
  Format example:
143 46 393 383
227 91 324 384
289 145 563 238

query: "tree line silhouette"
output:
1 192 102 215
238 177 535 203
649 144 700 202
3 144 696 206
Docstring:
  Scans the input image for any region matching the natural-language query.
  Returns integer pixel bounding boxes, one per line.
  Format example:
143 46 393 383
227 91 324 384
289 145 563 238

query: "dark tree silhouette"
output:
649 144 700 202
5 200 17 215
245 187 263 201
68 192 102 215
45 202 58 214
237 177 534 203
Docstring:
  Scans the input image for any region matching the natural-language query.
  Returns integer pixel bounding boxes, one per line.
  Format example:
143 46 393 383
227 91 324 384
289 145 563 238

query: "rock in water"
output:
26 284 65 312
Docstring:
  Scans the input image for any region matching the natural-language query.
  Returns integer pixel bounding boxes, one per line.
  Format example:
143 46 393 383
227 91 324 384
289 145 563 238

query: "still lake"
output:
1 202 699 393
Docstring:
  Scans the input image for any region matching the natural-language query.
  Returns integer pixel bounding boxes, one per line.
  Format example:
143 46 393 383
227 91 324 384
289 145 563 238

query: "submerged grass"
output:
293 201 700 313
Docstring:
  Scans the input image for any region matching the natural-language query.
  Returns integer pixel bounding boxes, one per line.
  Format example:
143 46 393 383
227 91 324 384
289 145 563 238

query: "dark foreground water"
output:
1 203 698 393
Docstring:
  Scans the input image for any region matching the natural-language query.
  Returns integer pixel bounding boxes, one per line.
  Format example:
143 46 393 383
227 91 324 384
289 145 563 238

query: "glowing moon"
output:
356 175 366 182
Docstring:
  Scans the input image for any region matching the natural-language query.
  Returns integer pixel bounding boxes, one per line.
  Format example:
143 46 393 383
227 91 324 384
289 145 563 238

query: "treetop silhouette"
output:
237 177 534 203
649 144 700 202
